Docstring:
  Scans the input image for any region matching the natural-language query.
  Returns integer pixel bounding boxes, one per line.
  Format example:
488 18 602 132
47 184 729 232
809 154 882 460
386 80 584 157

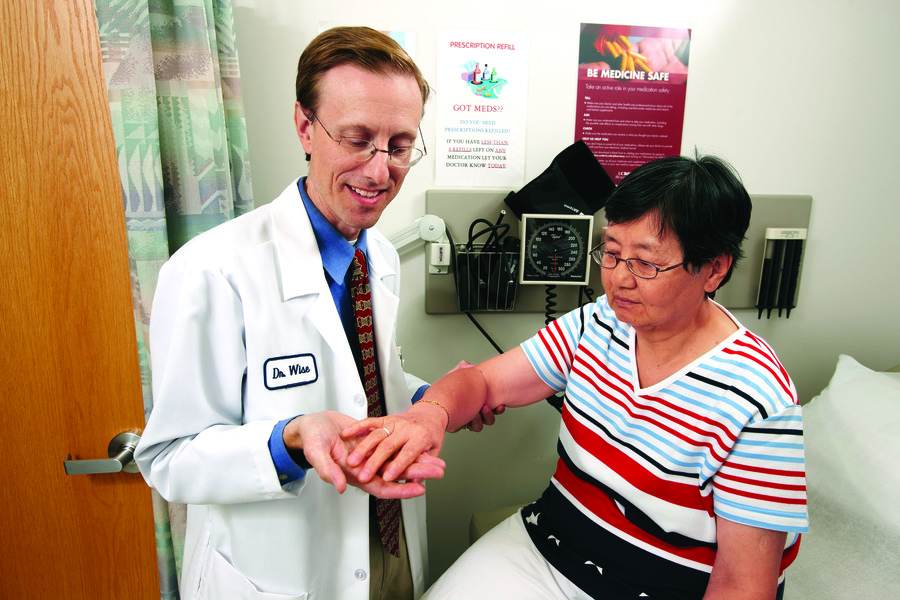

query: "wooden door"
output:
0 0 160 598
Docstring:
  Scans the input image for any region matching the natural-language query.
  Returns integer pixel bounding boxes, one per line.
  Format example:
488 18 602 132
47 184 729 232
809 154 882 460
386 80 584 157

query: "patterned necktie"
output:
350 249 402 558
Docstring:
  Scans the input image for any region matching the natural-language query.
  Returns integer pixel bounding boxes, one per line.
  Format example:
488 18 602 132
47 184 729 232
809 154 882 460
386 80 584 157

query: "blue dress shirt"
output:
268 178 427 484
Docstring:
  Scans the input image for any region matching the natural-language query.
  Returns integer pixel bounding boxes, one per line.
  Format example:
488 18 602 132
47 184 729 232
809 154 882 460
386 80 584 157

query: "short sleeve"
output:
712 404 809 533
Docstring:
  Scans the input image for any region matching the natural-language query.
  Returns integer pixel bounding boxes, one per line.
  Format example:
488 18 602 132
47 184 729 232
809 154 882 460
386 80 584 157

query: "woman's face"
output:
601 213 725 337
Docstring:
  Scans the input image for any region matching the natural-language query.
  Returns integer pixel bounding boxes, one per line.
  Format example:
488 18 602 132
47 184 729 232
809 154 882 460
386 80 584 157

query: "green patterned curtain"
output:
92 0 254 597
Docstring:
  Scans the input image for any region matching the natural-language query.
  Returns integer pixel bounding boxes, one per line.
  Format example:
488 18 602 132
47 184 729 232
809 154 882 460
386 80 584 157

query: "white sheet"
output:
786 355 900 599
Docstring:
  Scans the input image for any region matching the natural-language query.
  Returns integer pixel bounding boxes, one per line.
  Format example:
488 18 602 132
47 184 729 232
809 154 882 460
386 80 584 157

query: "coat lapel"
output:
270 182 354 369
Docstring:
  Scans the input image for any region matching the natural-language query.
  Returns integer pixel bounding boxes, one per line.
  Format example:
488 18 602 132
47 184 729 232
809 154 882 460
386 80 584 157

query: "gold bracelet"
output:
419 399 451 431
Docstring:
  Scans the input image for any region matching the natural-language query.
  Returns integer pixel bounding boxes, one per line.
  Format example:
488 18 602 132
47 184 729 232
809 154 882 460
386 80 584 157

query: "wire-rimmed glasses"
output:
309 112 426 168
590 245 686 279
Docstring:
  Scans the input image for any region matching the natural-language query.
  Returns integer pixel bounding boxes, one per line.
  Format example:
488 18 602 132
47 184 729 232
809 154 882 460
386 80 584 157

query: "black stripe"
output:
743 426 804 436
521 489 711 599
565 397 698 481
557 439 713 550
593 310 630 351
685 371 770 419
578 304 587 339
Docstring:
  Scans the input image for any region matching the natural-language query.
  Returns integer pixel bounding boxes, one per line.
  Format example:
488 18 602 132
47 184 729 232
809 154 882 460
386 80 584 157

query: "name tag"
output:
264 354 318 390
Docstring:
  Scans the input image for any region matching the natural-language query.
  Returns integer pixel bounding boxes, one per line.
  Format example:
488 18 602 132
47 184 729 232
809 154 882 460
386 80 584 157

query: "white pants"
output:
422 512 593 600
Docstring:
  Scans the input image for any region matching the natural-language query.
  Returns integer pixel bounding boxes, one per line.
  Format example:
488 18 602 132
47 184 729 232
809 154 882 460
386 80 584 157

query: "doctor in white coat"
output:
135 27 445 600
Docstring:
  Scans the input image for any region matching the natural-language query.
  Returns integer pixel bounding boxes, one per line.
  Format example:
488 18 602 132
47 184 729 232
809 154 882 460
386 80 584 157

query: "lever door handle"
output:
64 431 141 475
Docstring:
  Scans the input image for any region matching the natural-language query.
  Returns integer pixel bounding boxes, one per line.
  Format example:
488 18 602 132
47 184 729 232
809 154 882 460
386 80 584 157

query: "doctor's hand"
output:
461 403 505 432
444 360 505 433
285 411 445 499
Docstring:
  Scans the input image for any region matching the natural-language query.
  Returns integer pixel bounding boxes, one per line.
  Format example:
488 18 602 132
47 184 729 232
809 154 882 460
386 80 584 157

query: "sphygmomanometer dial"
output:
520 214 593 285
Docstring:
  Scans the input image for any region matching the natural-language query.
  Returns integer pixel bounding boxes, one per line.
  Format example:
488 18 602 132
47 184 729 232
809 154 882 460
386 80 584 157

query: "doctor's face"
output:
295 64 424 241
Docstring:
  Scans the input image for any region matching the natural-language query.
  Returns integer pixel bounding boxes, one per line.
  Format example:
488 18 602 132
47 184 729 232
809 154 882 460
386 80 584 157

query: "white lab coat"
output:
135 180 429 600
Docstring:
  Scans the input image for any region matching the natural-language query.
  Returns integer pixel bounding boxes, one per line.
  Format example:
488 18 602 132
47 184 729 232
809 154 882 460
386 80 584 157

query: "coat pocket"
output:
196 548 308 600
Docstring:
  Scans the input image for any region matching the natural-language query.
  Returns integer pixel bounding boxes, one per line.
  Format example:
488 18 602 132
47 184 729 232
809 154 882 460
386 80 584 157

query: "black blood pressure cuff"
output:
504 140 614 218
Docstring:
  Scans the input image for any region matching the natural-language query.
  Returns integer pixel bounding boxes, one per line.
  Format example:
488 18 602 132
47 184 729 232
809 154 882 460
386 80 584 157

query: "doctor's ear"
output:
294 103 313 161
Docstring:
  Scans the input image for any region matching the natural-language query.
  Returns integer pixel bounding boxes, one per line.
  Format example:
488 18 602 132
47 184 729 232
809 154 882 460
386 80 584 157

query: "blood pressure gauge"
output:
519 214 594 285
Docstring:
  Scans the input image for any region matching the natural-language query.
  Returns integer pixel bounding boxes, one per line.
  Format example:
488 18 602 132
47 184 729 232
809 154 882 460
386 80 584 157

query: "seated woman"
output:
347 153 809 600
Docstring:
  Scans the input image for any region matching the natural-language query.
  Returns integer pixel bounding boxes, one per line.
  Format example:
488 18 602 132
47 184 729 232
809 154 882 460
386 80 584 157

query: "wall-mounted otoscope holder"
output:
713 194 811 312
756 227 807 319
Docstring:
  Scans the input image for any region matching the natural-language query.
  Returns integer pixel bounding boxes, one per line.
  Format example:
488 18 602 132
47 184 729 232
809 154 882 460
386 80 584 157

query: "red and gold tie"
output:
350 249 402 558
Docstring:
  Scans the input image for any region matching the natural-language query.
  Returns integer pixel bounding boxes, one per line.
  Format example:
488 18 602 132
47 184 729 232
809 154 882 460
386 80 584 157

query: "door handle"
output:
64 431 141 475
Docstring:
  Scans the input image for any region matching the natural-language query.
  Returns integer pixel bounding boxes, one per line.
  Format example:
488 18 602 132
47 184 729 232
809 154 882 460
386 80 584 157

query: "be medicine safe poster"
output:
576 23 691 184
435 29 529 187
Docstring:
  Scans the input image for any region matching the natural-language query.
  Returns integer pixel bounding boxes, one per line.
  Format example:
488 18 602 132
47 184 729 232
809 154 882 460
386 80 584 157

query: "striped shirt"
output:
520 297 808 599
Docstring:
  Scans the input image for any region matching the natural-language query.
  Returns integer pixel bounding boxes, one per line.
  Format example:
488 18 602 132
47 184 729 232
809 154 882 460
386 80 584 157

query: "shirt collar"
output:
298 178 368 282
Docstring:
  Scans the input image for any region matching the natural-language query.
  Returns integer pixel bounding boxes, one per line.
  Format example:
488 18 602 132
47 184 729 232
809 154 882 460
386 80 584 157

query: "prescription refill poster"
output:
576 23 691 184
435 29 529 187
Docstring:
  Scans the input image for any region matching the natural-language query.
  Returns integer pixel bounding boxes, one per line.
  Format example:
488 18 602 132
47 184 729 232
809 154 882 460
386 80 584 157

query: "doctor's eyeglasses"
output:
591 245 687 279
309 112 426 168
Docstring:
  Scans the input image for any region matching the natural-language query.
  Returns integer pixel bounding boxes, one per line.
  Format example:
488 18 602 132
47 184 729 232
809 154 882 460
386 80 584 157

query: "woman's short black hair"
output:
603 152 752 297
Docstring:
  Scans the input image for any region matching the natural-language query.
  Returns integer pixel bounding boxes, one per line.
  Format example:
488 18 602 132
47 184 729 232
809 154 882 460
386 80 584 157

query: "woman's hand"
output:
342 400 450 484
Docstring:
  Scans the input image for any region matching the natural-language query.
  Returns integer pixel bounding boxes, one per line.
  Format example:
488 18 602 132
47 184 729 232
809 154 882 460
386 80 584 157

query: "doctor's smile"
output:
349 185 386 200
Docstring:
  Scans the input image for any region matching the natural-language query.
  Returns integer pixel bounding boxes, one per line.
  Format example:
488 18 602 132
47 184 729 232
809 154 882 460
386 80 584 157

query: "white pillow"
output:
788 355 900 599
802 354 900 528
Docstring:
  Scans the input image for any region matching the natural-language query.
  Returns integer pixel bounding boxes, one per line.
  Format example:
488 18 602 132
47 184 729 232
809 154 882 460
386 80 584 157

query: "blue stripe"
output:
728 448 806 463
665 380 748 429
673 366 762 420
567 380 716 472
522 338 566 390
705 354 791 414
714 507 809 533
765 413 803 423
582 333 631 374
735 438 805 451
716 496 809 527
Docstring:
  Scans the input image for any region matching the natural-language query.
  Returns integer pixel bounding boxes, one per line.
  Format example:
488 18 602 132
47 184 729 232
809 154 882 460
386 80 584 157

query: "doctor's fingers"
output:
307 453 349 494
397 459 445 482
394 452 446 480
357 478 428 500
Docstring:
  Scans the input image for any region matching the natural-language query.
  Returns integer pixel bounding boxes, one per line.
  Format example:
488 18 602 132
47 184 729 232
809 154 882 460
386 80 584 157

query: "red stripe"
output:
569 362 733 465
562 407 708 512
723 347 793 399
549 321 576 365
537 328 566 375
546 319 575 369
554 460 716 566
574 349 738 446
713 480 808 505
780 535 801 573
725 336 793 399
742 332 791 386
573 344 632 391
571 355 632 405
715 470 806 493
720 461 805 480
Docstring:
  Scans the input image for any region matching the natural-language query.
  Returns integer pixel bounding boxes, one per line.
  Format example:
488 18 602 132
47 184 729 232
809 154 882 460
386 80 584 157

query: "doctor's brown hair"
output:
295 26 430 115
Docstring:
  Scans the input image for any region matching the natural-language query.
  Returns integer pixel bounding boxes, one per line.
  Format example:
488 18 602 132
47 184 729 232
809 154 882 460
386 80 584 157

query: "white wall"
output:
232 0 900 582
